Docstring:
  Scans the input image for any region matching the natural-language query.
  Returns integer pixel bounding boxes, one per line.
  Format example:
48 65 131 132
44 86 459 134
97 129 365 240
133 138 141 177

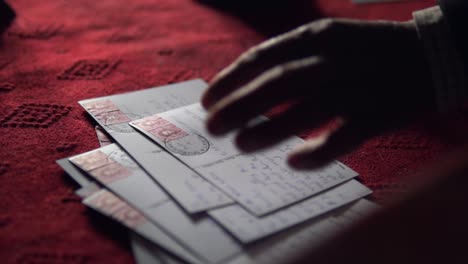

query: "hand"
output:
202 18 435 169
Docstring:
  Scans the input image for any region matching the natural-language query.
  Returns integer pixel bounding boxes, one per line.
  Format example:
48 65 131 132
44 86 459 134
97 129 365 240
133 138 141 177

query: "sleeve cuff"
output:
413 6 467 113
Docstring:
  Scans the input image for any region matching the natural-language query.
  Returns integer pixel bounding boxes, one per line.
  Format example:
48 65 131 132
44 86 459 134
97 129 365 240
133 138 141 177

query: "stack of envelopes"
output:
57 79 378 264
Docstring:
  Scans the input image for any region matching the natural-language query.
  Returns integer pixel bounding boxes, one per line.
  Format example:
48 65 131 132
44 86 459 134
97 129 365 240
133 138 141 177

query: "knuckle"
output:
285 56 322 72
239 48 255 61
238 46 260 65
285 24 311 39
307 18 339 36
270 65 286 76
256 65 285 85
282 62 297 73
320 18 336 29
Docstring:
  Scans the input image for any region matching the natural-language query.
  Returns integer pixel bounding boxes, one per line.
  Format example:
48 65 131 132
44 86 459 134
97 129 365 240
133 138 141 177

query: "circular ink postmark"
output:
165 134 210 156
105 113 142 133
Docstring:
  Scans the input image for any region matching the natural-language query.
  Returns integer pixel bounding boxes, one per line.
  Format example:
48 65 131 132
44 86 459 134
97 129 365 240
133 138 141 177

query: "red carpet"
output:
2 0 460 263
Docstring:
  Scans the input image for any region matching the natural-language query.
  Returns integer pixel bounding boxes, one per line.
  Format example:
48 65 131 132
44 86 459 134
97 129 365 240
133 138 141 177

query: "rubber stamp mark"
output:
82 100 138 133
165 134 210 156
57 59 121 80
105 113 141 133
132 115 211 155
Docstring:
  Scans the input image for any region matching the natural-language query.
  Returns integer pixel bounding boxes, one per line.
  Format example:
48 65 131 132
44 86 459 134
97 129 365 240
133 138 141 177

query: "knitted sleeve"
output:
413 5 467 112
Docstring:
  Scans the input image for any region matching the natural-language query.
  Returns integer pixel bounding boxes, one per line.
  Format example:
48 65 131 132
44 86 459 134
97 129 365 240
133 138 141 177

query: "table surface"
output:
2 0 461 263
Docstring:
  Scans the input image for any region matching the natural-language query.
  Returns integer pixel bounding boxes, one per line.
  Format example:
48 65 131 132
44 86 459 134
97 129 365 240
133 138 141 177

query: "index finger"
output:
202 20 333 109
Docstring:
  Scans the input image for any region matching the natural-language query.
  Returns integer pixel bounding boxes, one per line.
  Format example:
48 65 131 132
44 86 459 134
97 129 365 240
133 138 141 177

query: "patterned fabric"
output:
2 0 458 263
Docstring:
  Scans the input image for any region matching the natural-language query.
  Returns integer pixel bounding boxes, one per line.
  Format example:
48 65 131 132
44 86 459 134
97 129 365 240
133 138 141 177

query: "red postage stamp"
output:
88 190 124 215
90 162 132 184
113 204 146 227
71 151 110 171
82 99 119 114
132 115 170 131
96 110 131 125
149 123 188 142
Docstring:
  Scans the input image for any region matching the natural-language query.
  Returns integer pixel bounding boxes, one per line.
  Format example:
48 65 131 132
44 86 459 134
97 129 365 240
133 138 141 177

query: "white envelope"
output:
131 103 360 216
60 152 378 264
69 144 242 264
79 80 233 214
57 159 202 264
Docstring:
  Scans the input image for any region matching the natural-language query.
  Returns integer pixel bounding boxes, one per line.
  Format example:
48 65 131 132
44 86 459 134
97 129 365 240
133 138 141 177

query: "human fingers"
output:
202 19 335 109
235 101 336 152
287 120 369 169
206 56 333 135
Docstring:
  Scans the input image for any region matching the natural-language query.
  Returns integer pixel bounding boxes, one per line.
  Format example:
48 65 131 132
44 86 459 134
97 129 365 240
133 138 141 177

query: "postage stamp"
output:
113 204 147 227
90 162 132 184
148 123 188 141
131 115 170 131
132 115 211 155
100 110 131 126
82 99 119 115
88 190 124 214
71 151 110 171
